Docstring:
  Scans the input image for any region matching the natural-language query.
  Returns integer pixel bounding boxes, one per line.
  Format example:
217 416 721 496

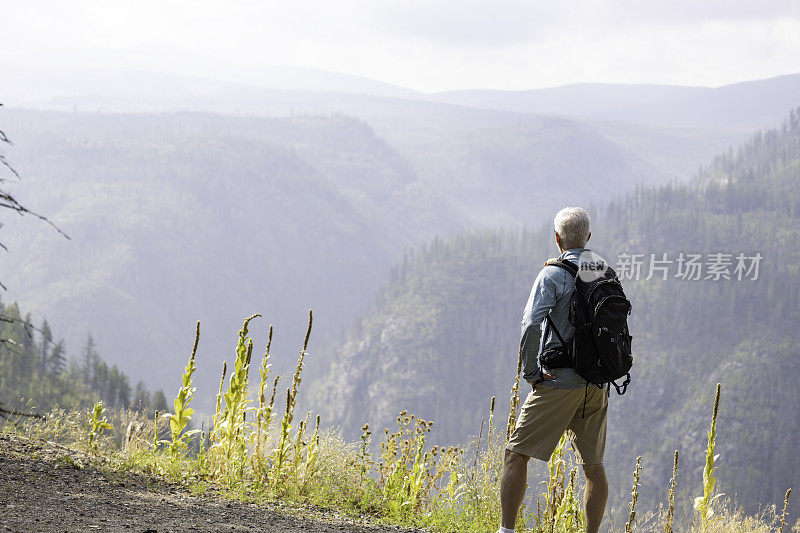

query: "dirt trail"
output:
0 434 423 533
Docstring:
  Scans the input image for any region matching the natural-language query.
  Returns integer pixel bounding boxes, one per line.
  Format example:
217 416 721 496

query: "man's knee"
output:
504 448 530 468
582 463 607 484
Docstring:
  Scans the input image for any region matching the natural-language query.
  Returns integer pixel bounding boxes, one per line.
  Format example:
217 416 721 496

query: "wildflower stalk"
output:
292 412 310 484
255 324 273 477
665 450 678 533
359 423 373 486
506 344 524 441
779 488 792 533
302 414 321 492
270 310 312 492
152 409 159 450
287 310 313 426
212 314 260 482
694 383 724 531
626 456 642 532
212 361 227 442
483 396 495 473
544 432 568 529
164 321 201 456
554 466 584 532
271 388 293 489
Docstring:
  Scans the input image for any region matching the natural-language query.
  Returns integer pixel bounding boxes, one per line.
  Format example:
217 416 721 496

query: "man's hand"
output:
529 371 556 388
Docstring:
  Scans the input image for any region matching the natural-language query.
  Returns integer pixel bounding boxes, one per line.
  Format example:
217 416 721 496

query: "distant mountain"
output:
312 108 800 521
431 74 800 131
431 83 711 118
7 59 799 134
1 62 418 109
8 65 793 192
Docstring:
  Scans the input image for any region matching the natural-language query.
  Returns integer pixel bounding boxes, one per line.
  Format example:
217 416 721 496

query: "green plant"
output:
626 456 642 532
358 423 373 486
301 414 321 493
380 411 435 519
270 310 313 491
212 314 260 484
779 488 791 533
87 400 112 449
505 345 524 441
271 388 293 489
665 450 679 533
253 324 274 484
553 467 584 532
541 431 568 530
212 360 227 435
523 431 589 533
163 321 202 456
694 383 724 531
483 396 495 473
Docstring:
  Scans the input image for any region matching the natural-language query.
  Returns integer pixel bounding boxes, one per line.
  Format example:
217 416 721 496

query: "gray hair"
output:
554 207 590 249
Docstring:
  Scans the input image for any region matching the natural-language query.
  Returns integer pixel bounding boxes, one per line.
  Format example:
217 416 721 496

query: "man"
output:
498 207 608 533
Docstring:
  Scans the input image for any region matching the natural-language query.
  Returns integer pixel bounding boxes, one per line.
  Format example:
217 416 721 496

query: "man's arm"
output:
520 266 562 384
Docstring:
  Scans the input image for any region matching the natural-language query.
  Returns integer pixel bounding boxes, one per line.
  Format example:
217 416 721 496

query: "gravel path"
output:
0 434 424 533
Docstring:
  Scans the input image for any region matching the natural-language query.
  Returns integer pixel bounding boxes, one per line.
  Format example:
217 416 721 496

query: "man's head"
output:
554 207 591 252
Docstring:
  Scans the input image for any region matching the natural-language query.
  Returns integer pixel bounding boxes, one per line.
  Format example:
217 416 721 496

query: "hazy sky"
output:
3 1 800 92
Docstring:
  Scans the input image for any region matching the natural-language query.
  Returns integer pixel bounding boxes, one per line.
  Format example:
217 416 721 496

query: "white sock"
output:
498 528 515 533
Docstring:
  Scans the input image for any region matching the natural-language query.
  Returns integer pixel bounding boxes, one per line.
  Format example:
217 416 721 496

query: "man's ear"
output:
555 231 562 247
586 231 591 244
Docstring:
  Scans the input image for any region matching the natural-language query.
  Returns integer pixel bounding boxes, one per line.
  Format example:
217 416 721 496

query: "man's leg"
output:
500 449 530 529
582 463 608 533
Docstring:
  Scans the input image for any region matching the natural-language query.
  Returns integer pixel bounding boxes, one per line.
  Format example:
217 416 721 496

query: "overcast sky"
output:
3 1 800 92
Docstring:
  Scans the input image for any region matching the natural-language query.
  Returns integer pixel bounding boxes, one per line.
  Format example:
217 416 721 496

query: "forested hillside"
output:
0 107 673 403
313 108 800 520
0 110 451 400
0 298 165 414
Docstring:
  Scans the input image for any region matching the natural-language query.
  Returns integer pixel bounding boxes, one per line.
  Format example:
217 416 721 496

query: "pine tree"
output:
93 360 109 401
48 340 66 377
132 381 151 411
151 389 168 414
21 312 34 354
39 319 53 376
82 334 97 385
117 373 131 409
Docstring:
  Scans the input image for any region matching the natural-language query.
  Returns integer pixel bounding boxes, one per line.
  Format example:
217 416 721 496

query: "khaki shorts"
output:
506 383 607 464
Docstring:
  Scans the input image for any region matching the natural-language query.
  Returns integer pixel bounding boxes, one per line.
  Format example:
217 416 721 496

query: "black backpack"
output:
540 259 634 395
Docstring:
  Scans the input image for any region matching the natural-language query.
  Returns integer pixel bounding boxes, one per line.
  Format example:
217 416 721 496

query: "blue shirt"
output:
520 248 588 389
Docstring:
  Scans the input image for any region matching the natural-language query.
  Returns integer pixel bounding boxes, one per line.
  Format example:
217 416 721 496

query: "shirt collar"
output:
559 247 589 261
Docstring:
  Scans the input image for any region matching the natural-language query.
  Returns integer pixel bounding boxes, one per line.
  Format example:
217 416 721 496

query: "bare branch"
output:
0 400 44 421
0 337 22 353
0 154 19 179
2 313 40 334
0 313 61 348
0 192 71 241
1 102 70 292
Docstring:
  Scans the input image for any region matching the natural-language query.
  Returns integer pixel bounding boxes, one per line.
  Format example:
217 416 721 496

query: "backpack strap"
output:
545 259 579 277
544 314 567 346
611 374 631 395
542 259 578 346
